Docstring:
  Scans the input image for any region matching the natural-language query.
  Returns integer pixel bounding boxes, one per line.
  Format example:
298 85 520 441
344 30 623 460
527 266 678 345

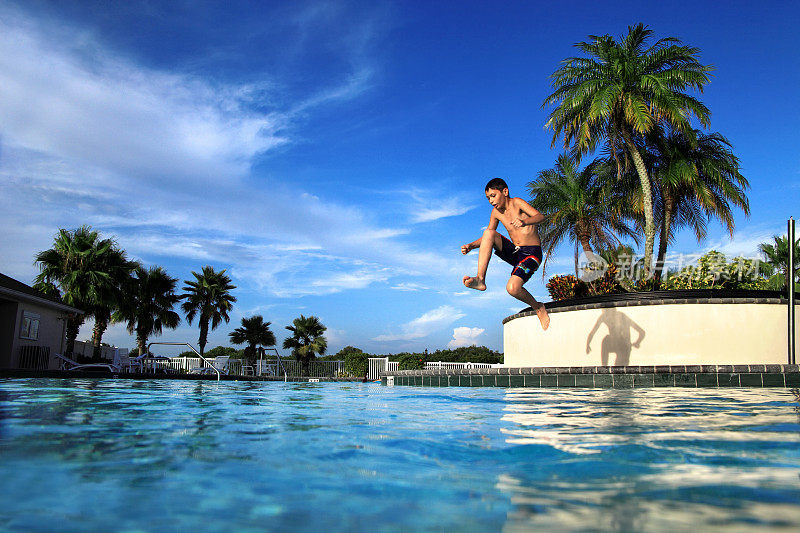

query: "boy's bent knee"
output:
506 278 523 295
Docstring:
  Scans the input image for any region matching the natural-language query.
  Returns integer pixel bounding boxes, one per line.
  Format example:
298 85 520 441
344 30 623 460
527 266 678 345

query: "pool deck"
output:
381 364 800 388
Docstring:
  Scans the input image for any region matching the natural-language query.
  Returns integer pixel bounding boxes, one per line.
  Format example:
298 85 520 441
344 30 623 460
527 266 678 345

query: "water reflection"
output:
497 388 800 531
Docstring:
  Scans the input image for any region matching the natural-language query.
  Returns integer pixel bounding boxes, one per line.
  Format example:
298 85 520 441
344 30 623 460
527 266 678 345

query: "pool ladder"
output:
148 342 221 381
259 347 288 382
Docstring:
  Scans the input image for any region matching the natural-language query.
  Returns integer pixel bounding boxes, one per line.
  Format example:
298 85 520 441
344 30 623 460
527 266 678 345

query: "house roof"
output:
0 272 84 314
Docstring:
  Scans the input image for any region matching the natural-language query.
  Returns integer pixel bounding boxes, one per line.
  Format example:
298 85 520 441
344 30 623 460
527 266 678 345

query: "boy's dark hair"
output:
485 178 508 192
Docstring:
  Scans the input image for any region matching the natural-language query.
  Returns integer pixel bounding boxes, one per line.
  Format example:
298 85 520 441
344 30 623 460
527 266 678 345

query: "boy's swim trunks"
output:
494 235 542 283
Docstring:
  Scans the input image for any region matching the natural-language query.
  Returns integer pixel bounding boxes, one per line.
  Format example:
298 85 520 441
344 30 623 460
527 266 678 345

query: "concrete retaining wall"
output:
504 292 799 367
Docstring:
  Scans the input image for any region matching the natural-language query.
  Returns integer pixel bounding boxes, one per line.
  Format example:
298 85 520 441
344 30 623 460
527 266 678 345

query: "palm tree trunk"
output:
578 233 593 255
198 319 209 357
247 342 257 365
92 316 109 359
621 128 655 276
578 232 597 270
654 197 674 283
137 329 148 358
65 314 83 358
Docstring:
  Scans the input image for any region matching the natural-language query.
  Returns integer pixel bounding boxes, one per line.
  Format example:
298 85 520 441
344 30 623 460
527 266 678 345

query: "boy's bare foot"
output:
463 275 486 291
535 303 550 331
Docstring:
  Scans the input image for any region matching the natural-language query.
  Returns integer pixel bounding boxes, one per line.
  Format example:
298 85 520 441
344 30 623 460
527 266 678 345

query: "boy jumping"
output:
462 178 550 330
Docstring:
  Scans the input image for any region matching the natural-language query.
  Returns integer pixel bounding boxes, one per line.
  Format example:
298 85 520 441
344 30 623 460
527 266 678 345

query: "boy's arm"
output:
510 198 545 227
462 212 499 254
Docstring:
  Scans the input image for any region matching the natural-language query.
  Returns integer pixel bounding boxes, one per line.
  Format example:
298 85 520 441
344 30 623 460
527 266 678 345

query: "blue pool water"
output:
1 379 800 532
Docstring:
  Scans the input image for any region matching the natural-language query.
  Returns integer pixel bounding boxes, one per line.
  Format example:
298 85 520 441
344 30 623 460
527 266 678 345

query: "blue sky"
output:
1 0 798 356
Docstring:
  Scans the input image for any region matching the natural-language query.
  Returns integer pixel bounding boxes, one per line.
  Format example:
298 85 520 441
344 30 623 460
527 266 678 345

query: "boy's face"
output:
485 187 509 210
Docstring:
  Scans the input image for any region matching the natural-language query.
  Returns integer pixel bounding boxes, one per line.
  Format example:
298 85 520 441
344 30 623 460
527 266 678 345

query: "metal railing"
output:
18 345 50 370
148 342 220 381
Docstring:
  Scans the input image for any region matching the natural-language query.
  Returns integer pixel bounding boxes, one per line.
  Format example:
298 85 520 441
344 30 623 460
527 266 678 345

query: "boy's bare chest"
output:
496 206 528 226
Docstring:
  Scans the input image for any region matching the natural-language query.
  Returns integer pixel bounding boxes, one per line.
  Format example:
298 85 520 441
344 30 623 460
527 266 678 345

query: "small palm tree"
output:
113 266 181 357
229 315 276 365
35 226 137 358
651 128 750 280
283 315 327 376
181 266 237 357
529 154 639 275
544 23 713 275
759 235 800 290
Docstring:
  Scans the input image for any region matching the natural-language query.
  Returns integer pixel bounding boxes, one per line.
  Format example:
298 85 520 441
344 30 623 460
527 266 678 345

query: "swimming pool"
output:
1 378 799 531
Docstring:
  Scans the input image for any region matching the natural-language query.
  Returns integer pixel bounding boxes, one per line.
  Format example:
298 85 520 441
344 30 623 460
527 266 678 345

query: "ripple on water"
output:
1 378 799 532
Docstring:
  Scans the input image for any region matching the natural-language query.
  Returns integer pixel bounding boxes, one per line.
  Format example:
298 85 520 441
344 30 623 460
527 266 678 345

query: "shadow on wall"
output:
586 308 645 366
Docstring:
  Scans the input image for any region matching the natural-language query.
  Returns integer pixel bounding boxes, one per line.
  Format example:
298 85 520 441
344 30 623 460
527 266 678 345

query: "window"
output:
20 311 40 341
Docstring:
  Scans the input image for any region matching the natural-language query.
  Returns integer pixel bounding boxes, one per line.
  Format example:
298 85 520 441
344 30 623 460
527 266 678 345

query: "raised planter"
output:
503 290 799 367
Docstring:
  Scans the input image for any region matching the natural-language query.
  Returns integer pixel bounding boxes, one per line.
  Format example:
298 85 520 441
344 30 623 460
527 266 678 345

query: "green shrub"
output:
661 251 769 290
397 353 425 370
344 352 369 377
385 346 502 365
546 274 587 300
204 346 240 358
586 264 624 296
546 267 624 301
427 346 503 364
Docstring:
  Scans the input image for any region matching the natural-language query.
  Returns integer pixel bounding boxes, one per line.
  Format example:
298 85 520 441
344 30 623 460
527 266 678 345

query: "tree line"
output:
32 226 327 369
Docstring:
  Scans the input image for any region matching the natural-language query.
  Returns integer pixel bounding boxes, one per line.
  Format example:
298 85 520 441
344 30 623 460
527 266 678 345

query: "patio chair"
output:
112 350 145 373
212 355 230 375
54 352 117 373
188 355 229 376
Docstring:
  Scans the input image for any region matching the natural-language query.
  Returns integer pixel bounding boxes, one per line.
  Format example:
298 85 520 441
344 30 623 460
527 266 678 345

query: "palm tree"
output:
180 266 237 357
282 315 327 376
113 266 181 357
32 280 62 301
544 23 713 275
87 249 139 359
34 226 137 358
528 154 639 275
650 128 750 280
229 315 276 365
759 235 800 290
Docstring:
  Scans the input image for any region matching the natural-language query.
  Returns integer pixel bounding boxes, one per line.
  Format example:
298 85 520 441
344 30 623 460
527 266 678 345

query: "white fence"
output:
151 356 344 377
256 359 344 378
153 355 499 379
149 357 246 375
366 358 503 380
71 341 129 362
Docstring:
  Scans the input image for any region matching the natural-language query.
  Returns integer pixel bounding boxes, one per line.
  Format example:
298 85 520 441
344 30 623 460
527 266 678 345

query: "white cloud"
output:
391 282 427 291
0 4 457 309
705 227 781 259
412 198 476 223
447 326 484 349
396 188 477 224
0 12 287 186
373 305 465 342
310 269 390 294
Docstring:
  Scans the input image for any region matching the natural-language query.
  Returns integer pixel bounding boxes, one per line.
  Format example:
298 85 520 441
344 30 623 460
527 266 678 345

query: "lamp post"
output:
789 217 796 365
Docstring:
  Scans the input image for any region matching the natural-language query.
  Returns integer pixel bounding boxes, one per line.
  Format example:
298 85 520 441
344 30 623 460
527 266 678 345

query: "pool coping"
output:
503 289 798 324
381 365 800 388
